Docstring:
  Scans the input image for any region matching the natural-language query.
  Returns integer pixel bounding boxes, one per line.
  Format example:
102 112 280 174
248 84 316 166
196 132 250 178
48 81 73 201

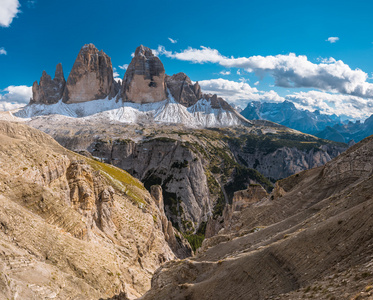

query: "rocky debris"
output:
63 43 118 103
0 120 175 299
150 185 193 258
30 63 66 104
165 73 202 107
121 45 167 103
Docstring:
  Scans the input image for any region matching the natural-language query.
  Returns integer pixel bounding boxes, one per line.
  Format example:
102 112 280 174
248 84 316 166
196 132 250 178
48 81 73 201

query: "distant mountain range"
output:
240 100 373 143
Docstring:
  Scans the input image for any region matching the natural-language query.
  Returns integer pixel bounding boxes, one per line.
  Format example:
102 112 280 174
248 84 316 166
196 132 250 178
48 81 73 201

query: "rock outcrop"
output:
121 45 167 103
165 73 202 107
30 63 66 104
63 44 118 103
91 138 213 233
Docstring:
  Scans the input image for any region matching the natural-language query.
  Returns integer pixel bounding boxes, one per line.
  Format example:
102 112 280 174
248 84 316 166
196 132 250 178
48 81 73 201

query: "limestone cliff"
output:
63 44 118 103
31 63 66 104
121 45 167 103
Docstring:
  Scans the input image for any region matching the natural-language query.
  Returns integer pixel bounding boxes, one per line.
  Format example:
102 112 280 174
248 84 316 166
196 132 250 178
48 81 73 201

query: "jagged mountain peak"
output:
30 63 66 105
18 43 251 128
134 44 155 57
62 43 118 103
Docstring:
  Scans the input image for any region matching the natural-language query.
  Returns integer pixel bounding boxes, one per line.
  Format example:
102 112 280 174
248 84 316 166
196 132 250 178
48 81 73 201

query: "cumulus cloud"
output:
0 48 7 55
118 64 128 70
254 81 259 86
327 37 339 43
197 77 372 119
168 37 177 44
0 85 32 111
157 45 373 98
286 90 373 119
219 70 231 75
199 78 284 107
0 0 20 27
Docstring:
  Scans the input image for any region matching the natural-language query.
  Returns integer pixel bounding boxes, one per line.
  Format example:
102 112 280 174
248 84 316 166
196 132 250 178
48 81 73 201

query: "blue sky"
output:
1 0 373 119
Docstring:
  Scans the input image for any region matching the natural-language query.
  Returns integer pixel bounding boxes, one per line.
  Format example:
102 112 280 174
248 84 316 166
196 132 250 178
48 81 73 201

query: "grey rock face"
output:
121 45 167 103
91 138 212 232
150 185 193 258
63 44 118 103
31 63 66 104
165 73 202 107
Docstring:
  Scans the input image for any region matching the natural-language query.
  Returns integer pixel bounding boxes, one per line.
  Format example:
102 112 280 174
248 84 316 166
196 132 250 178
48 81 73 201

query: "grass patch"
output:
85 157 147 206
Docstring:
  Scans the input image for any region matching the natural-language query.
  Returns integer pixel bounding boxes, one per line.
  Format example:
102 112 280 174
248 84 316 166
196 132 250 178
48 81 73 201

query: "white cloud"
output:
0 0 20 27
254 81 259 86
118 64 128 70
286 90 373 119
157 45 373 99
0 85 32 111
168 37 177 44
113 68 121 83
0 47 7 55
151 48 160 57
219 70 231 75
199 78 284 107
327 37 339 43
237 69 241 75
197 78 373 119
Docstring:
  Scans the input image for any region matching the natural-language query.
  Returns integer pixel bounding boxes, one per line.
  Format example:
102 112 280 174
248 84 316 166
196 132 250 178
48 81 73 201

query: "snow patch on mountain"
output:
13 96 247 128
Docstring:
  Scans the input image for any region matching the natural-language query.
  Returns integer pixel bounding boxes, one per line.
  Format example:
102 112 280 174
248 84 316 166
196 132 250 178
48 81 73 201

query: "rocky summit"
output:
30 63 66 105
122 45 167 103
63 43 119 103
165 72 202 107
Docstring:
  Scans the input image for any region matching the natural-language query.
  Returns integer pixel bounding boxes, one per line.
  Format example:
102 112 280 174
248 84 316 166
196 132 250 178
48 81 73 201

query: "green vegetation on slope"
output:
85 157 147 206
225 165 274 202
184 222 206 252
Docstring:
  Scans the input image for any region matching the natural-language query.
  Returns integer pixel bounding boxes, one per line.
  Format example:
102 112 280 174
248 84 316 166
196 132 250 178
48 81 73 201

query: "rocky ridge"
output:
0 120 191 299
19 44 249 128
